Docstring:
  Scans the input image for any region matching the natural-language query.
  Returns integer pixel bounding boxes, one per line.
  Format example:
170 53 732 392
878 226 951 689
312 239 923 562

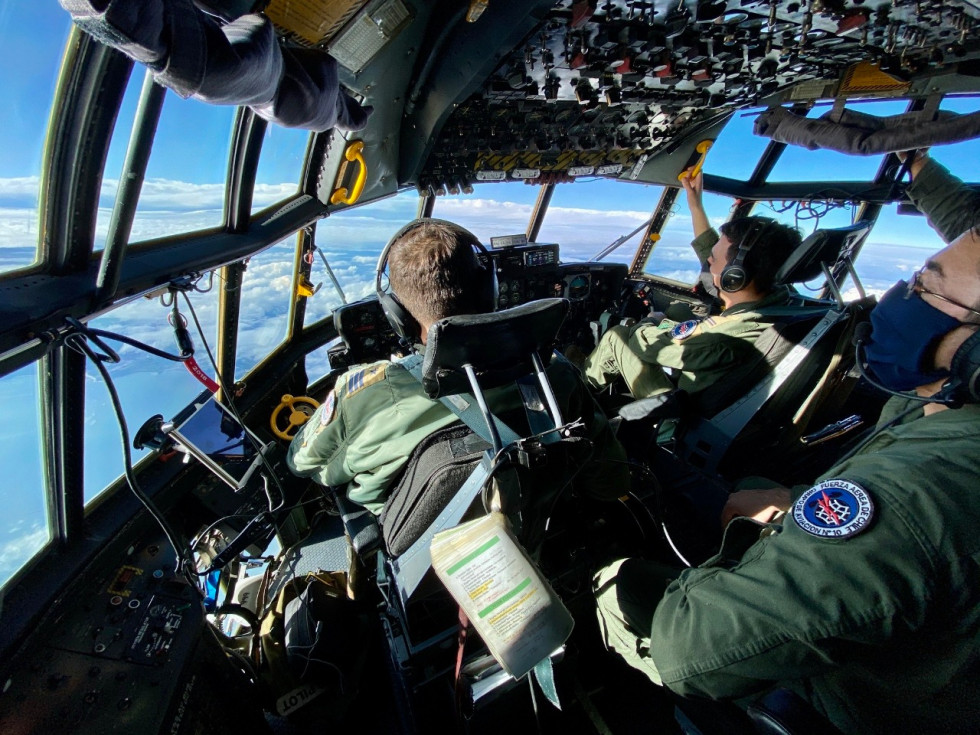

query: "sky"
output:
0 2 975 586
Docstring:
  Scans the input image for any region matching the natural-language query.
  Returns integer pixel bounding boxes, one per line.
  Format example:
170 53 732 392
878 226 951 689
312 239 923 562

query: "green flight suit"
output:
596 399 980 733
906 157 980 242
594 161 980 733
584 279 801 411
287 354 627 514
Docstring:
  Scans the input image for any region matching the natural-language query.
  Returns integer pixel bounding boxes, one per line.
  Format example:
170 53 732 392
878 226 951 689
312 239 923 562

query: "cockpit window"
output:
0 363 49 590
0 4 71 275
703 108 772 182
642 189 737 284
765 99 910 184
302 190 420 379
930 96 980 182
433 183 541 243
251 125 308 213
847 205 939 301
236 236 296 379
99 88 236 248
83 285 220 503
533 179 661 263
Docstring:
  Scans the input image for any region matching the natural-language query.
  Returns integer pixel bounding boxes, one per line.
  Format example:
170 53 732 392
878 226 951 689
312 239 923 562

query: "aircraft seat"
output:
330 298 586 713
617 221 876 484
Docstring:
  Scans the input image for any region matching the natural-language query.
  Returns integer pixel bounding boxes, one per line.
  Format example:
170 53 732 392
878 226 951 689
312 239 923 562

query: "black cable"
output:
89 327 189 362
189 496 325 567
64 317 189 363
64 331 199 586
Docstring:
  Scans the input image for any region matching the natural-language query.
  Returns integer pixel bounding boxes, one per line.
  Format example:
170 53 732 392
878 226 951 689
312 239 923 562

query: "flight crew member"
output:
583 170 804 410
593 153 980 733
286 218 628 514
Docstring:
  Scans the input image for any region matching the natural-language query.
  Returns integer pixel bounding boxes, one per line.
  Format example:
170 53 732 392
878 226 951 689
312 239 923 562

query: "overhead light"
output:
466 0 489 23
328 0 413 73
265 0 368 47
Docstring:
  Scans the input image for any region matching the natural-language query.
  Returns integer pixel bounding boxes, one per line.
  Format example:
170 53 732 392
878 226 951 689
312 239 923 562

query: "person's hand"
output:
680 168 704 208
897 148 929 178
896 148 929 162
721 487 791 527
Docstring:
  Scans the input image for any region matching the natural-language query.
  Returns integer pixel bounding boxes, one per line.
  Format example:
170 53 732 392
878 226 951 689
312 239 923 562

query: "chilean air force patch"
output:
793 479 874 539
670 320 700 340
317 391 336 428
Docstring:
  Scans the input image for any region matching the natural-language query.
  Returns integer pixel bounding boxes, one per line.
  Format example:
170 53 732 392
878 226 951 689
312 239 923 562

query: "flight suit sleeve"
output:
691 227 719 267
906 158 980 244
648 490 937 701
628 320 756 377
286 388 356 489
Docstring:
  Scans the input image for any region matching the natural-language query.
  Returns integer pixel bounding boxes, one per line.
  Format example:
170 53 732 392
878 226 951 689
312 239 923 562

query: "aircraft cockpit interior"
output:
2 0 980 733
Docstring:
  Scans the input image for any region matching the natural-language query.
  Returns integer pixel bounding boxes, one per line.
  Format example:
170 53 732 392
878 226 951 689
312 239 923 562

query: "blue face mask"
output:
864 280 961 391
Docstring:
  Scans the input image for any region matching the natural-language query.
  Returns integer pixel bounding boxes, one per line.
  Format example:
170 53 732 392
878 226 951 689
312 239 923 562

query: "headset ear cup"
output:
949 328 980 403
378 291 420 343
720 265 746 293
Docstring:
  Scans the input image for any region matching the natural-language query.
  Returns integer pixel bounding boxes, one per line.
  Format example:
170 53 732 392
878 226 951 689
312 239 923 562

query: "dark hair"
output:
718 216 802 294
388 220 490 325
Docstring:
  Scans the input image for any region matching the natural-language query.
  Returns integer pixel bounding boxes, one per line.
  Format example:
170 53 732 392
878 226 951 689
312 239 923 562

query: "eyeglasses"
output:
906 267 980 321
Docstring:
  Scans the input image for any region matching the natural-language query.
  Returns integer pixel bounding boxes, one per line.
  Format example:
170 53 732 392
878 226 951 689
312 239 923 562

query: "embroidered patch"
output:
793 479 874 539
670 319 700 340
344 363 386 397
319 391 336 426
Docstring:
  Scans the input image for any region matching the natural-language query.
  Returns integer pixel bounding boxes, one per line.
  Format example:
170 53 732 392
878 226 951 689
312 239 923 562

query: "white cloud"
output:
0 524 47 581
0 176 40 196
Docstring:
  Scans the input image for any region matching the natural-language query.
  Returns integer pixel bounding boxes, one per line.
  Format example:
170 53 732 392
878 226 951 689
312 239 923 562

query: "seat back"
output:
380 424 491 556
677 298 873 481
334 297 572 570
773 220 872 295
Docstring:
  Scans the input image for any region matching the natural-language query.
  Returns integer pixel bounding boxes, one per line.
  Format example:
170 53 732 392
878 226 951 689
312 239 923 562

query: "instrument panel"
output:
329 242 629 366
0 535 266 735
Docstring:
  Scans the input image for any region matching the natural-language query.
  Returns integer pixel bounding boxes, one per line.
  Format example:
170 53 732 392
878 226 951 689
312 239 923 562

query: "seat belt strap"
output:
390 452 493 604
709 308 848 439
401 354 522 447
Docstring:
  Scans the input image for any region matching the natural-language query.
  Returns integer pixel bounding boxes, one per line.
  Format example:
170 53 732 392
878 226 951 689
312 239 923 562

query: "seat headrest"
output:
774 221 872 285
420 298 570 398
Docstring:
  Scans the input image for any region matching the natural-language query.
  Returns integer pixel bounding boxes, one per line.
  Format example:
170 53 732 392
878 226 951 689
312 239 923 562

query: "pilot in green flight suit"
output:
583 171 805 410
287 219 628 514
593 153 980 733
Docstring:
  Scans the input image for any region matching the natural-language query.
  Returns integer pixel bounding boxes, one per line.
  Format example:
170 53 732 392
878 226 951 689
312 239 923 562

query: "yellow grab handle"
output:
677 140 714 181
330 140 367 205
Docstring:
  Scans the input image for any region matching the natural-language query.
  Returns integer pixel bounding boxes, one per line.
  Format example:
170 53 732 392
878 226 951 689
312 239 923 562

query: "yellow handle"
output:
270 394 321 441
330 141 367 205
677 140 714 181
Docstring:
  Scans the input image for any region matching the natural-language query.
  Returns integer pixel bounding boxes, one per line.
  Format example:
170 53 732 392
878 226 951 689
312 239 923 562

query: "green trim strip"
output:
478 577 532 619
446 535 500 576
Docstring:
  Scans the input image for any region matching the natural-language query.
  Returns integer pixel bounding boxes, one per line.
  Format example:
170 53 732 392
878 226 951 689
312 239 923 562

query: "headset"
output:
720 217 777 293
854 322 980 407
375 218 498 344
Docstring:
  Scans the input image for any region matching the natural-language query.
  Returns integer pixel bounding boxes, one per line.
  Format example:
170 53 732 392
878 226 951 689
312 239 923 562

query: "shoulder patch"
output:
792 479 874 539
670 319 700 340
345 362 387 397
319 390 336 426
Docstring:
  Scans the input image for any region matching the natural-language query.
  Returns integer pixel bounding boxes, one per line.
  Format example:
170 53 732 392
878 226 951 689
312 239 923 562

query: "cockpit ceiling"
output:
410 0 980 190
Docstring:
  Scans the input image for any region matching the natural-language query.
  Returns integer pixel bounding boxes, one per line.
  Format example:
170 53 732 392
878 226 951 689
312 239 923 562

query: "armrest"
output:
618 391 688 423
746 688 844 735
330 487 382 558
